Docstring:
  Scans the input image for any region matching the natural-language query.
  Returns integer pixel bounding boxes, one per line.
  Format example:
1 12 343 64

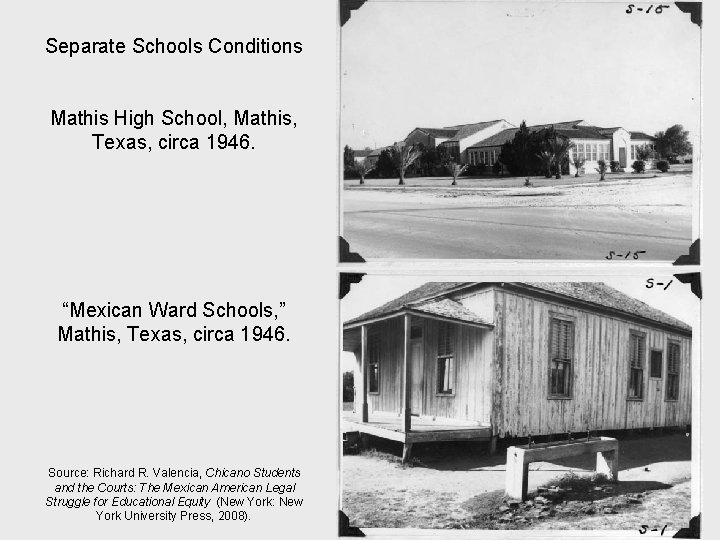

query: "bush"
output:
657 160 669 173
492 162 502 176
466 163 487 176
610 160 622 172
343 372 354 403
632 160 646 173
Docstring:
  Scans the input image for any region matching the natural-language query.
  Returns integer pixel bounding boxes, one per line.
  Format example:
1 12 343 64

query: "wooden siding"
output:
493 289 692 437
456 289 495 322
353 315 493 425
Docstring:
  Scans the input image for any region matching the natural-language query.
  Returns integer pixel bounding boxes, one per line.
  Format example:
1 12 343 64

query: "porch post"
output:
401 314 412 433
360 324 368 423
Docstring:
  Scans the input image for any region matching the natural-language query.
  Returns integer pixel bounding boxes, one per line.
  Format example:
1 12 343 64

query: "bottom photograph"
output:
340 278 697 534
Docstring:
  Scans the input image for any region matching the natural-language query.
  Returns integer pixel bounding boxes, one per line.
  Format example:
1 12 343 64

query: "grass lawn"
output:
344 164 692 190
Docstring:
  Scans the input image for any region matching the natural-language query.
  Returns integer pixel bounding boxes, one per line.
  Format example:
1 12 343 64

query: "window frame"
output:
627 330 647 401
547 313 575 400
367 331 380 395
665 339 681 402
649 348 663 379
601 143 610 161
435 322 456 397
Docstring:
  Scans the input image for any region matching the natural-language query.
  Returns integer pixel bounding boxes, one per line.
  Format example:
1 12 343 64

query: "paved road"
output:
343 205 691 260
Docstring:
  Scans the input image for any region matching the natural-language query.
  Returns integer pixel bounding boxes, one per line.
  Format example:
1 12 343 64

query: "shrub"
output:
342 372 354 402
657 160 669 173
492 162 502 176
632 160 646 173
466 163 487 176
610 160 621 173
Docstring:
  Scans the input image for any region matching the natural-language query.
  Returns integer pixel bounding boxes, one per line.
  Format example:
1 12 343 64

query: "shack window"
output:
666 341 680 401
436 323 455 395
549 317 573 397
410 325 422 340
650 350 663 378
629 331 645 399
368 333 380 394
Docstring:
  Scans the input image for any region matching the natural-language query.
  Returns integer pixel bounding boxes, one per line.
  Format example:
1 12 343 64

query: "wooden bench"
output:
505 436 619 500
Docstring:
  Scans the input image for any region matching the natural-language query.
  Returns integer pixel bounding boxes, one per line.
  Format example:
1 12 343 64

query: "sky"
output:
341 1 701 150
340 275 699 371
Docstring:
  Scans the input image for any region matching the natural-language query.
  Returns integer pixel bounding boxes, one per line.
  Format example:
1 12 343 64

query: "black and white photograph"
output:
340 276 698 533
340 1 700 261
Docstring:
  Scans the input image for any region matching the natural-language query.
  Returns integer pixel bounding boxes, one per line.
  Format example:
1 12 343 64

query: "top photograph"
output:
339 1 700 262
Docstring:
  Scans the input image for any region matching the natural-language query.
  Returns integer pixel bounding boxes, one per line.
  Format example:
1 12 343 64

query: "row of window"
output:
365 320 681 402
465 142 658 167
573 142 610 162
468 149 497 166
552 317 680 401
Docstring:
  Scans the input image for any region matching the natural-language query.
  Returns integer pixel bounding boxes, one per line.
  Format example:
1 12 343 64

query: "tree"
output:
500 121 537 182
546 134 573 179
536 150 554 178
389 143 422 185
374 149 396 178
595 159 608 181
417 145 443 177
354 159 374 185
654 124 692 160
343 145 355 171
445 160 468 186
635 144 652 162
573 156 585 177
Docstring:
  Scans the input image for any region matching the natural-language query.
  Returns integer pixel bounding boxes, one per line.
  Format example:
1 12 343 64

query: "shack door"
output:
648 349 664 427
410 327 424 415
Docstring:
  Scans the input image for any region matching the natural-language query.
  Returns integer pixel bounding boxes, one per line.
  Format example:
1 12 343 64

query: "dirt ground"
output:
341 432 692 531
344 173 693 216
342 171 692 259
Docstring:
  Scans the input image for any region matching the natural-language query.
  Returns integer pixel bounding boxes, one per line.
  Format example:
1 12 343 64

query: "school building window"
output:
600 143 610 161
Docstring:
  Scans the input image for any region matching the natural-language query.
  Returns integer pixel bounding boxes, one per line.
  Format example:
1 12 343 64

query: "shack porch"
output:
343 411 492 462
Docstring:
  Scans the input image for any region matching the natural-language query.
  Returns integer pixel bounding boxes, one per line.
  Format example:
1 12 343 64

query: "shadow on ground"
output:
352 430 690 474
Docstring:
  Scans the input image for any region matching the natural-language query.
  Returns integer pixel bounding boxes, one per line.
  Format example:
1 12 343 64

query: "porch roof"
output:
343 296 493 331
411 298 493 326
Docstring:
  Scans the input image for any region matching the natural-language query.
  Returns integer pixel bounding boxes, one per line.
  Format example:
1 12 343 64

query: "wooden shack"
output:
342 282 692 459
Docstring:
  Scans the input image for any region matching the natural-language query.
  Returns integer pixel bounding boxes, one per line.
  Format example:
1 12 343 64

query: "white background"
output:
0 0 716 539
1 0 337 538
